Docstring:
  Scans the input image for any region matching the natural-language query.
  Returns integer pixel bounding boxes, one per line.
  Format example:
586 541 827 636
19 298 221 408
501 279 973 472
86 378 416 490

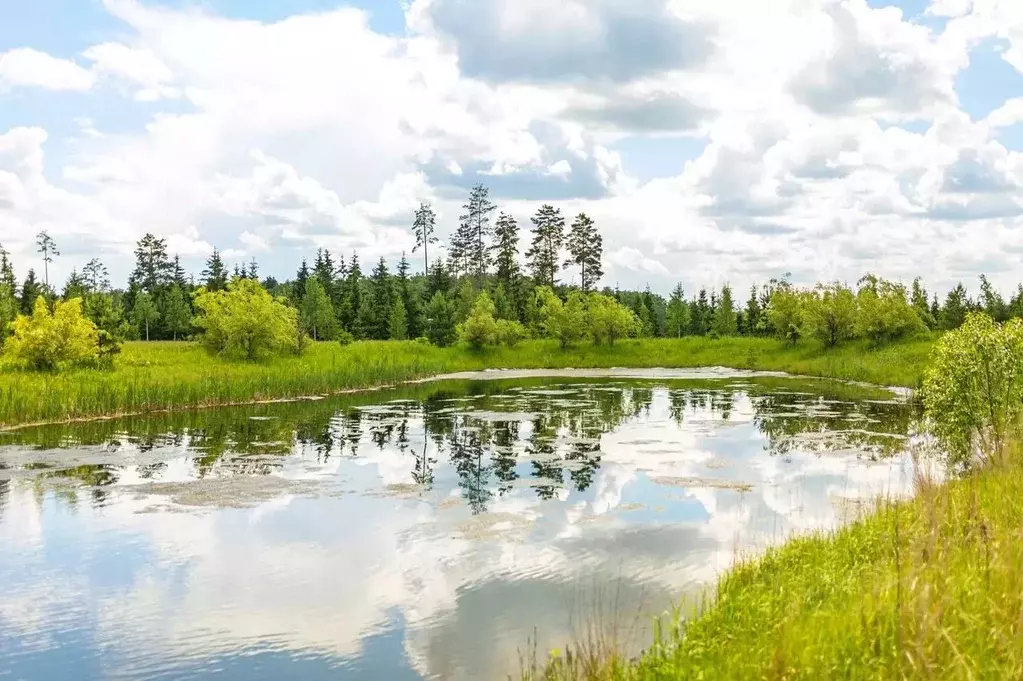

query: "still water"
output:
0 370 918 680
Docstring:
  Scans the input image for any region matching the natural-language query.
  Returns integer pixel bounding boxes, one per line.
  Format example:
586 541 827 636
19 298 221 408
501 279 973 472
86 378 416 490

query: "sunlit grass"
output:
0 335 934 427
520 448 1023 681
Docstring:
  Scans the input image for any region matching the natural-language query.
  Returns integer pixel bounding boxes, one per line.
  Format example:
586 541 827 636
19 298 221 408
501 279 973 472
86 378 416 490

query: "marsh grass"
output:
0 335 933 428
521 442 1023 681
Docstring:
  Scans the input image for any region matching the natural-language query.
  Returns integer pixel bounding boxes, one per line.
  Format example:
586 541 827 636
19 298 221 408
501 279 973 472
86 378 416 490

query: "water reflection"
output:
0 375 918 681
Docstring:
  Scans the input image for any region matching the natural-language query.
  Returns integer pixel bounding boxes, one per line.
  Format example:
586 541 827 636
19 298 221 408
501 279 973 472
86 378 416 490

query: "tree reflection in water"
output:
1 378 916 515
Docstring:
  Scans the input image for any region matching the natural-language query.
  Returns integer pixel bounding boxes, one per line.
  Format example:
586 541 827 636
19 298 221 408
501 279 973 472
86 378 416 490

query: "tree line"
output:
2 182 1023 362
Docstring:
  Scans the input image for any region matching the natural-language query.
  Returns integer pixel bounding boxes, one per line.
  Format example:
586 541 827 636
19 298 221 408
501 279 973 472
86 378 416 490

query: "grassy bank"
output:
0 336 933 428
525 449 1023 681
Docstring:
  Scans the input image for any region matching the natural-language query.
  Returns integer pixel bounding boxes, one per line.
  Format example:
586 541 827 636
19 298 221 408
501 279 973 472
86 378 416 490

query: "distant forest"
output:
0 183 1019 344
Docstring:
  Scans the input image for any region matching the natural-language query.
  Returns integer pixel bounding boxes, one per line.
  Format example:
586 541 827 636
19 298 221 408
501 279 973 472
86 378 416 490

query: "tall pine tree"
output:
456 183 496 285
526 204 565 288
564 213 603 292
492 212 521 286
412 203 438 276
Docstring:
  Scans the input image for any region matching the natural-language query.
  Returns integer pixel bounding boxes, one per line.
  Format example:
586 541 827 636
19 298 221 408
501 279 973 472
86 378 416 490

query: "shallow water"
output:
0 372 918 680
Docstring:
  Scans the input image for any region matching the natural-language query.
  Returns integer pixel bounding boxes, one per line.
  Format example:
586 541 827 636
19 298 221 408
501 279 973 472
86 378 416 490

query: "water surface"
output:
0 372 917 680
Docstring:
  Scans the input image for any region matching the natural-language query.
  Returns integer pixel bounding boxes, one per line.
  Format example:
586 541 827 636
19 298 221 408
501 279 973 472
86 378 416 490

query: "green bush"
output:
536 287 588 349
922 312 1023 471
337 329 355 347
587 293 639 346
193 278 300 361
2 297 100 371
496 318 527 347
457 292 499 350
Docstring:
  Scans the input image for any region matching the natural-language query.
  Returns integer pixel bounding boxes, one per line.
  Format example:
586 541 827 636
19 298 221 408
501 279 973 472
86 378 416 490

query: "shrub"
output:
337 329 355 347
457 292 499 350
764 285 804 345
2 297 99 371
193 278 300 361
855 275 925 346
496 318 527 347
587 293 639 346
802 283 857 348
922 312 1023 471
536 287 588 349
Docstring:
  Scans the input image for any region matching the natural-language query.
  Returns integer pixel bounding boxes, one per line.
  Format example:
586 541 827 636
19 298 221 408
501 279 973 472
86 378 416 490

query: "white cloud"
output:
0 48 96 91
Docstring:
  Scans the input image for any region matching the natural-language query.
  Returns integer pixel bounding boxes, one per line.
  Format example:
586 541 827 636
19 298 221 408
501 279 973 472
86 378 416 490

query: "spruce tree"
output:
389 297 408 340
0 244 16 294
367 257 392 340
424 292 456 346
313 249 335 291
564 213 603 292
492 212 521 286
665 284 689 338
293 259 310 305
940 283 969 330
340 254 363 336
129 233 172 294
395 253 420 338
412 203 438 275
201 249 229 292
20 269 42 314
744 285 762 335
526 204 565 287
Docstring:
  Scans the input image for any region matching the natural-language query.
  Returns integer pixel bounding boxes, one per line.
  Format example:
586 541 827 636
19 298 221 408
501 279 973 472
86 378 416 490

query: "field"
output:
0 336 935 428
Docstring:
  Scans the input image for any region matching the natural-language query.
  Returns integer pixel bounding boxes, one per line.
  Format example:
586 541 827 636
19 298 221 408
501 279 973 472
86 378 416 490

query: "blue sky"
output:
2 0 1023 294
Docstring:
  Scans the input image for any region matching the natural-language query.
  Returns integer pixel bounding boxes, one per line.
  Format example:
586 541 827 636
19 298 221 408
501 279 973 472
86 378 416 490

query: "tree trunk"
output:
145 320 150 342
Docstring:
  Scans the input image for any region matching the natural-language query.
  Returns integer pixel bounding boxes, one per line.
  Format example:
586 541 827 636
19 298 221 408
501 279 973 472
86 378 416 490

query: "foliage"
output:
764 285 804 345
536 287 588 348
855 275 925 345
711 284 738 336
665 284 689 338
588 293 639 346
2 297 99 371
337 329 355 347
450 183 496 281
527 204 566 287
492 212 521 286
131 291 160 341
802 282 857 348
495 318 527 347
457 292 500 350
161 285 192 340
412 202 438 275
424 292 457 347
300 277 338 340
389 297 409 341
923 312 1023 471
193 278 300 361
564 213 603 292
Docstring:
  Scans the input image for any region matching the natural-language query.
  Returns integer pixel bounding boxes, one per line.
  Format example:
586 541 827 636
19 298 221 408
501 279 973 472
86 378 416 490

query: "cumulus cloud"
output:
0 48 96 91
415 0 714 85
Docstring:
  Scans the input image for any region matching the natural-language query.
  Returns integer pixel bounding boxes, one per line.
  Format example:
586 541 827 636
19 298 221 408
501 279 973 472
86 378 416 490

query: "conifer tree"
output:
412 203 438 276
20 269 42 314
162 284 192 340
665 284 689 338
564 213 603 292
366 257 393 340
492 212 520 286
389 297 408 340
35 230 59 289
293 259 310 306
711 284 738 336
455 184 496 285
526 204 565 288
202 249 229 292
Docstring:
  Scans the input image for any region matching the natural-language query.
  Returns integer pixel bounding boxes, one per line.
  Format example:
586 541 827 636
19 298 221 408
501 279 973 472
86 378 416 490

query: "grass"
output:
520 450 1023 681
0 335 934 428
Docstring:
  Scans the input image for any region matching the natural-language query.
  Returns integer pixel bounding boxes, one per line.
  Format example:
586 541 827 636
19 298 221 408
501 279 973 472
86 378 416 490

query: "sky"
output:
1 0 1023 296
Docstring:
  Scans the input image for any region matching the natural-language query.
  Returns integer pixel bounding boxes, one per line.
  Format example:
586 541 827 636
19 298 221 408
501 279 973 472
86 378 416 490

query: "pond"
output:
0 370 919 680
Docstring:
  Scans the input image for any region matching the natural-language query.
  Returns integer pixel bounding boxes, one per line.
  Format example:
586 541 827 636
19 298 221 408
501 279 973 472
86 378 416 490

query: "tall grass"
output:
520 447 1023 681
0 335 934 428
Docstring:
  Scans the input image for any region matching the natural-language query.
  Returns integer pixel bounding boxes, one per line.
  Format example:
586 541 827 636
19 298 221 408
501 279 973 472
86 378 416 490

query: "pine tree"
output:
389 297 408 340
940 283 969 330
711 284 738 336
367 257 392 340
129 233 173 293
201 249 229 292
412 203 438 276
293 259 310 306
492 212 520 286
424 292 456 346
564 213 603 292
162 284 192 340
0 244 16 294
300 277 337 340
35 230 59 289
744 285 762 335
457 183 496 285
82 258 110 293
20 269 42 314
526 204 565 287
665 284 689 338
340 254 363 335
